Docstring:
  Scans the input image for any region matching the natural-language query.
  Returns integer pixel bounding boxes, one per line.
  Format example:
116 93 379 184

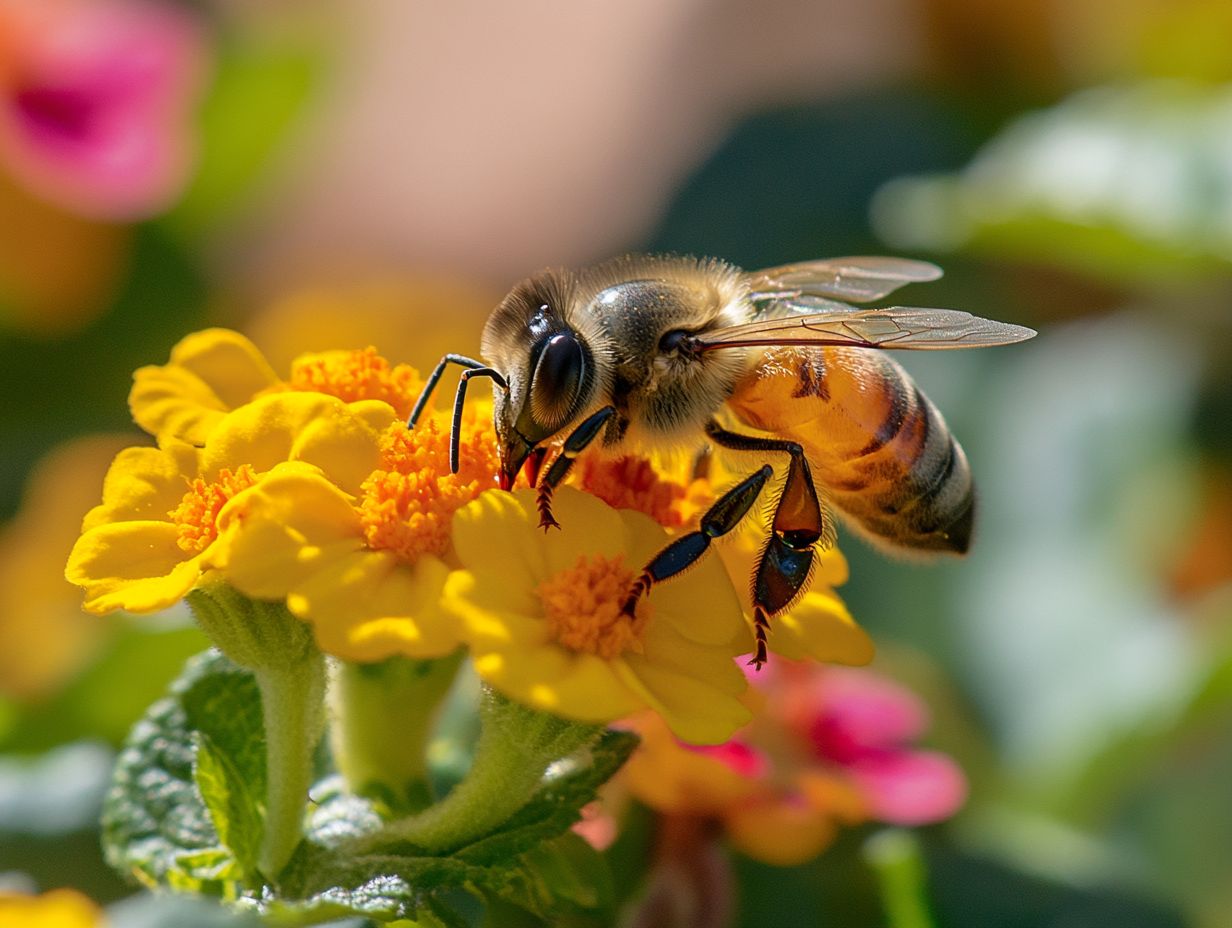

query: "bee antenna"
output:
450 367 507 473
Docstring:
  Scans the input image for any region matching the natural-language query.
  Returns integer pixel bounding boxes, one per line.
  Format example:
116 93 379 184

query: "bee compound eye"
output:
659 329 689 353
529 332 586 430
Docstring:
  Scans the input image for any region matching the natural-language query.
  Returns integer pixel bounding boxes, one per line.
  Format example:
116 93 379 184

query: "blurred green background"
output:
2 1 1230 926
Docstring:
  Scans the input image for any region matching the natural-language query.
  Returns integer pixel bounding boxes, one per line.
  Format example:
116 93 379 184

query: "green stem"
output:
254 658 326 882
351 687 601 854
864 829 937 928
330 652 463 809
186 583 327 884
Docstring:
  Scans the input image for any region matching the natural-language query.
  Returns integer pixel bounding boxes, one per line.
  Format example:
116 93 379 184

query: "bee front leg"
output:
620 464 773 616
536 406 617 531
704 422 825 668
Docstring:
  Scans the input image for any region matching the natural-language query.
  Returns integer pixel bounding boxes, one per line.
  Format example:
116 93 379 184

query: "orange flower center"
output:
537 553 651 658
284 347 425 421
359 414 500 562
575 455 712 529
169 465 258 554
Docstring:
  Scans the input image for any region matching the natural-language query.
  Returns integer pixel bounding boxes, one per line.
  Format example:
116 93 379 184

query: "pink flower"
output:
779 666 968 826
619 662 968 866
0 0 208 220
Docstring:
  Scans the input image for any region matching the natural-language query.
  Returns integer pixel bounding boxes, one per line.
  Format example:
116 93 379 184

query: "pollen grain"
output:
537 553 651 658
284 347 425 420
169 465 258 554
359 417 499 563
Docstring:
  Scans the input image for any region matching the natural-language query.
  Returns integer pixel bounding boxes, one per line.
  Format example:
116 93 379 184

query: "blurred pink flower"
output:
621 662 967 865
774 664 969 827
0 0 208 220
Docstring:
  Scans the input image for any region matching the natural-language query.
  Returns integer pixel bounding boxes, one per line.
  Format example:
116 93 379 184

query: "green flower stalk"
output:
187 582 326 883
329 652 464 811
350 686 602 854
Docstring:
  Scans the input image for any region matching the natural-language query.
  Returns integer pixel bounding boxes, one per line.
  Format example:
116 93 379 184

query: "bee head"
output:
481 270 603 489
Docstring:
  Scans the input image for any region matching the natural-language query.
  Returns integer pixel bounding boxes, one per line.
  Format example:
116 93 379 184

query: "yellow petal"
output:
166 328 279 407
639 621 749 697
813 544 849 587
619 657 752 745
442 570 546 645
724 795 840 866
292 551 460 660
129 329 280 444
66 520 203 614
80 444 198 531
0 888 104 928
635 530 748 650
172 330 280 404
202 393 391 495
473 645 643 722
128 363 229 446
214 463 364 599
348 399 406 433
450 490 549 593
769 590 875 665
539 488 627 575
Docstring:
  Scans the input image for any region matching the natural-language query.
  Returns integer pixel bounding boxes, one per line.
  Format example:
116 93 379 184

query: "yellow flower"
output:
574 454 874 667
128 328 426 446
0 435 128 700
66 392 393 615
443 488 753 745
216 397 500 662
0 889 103 928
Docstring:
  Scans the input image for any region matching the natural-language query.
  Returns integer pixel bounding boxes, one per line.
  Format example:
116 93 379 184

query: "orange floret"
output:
168 465 258 554
283 346 426 421
359 413 500 563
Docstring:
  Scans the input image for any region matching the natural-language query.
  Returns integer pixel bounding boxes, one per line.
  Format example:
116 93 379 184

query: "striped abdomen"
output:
726 347 974 555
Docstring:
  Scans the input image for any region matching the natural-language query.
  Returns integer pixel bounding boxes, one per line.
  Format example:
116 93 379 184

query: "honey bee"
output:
409 255 1034 666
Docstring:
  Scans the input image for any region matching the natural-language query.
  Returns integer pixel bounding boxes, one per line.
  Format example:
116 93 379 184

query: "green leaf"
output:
101 649 265 894
195 732 262 882
269 731 635 925
499 833 613 918
873 83 1232 286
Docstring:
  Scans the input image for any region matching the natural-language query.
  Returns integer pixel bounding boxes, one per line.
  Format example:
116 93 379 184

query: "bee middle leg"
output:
620 463 774 618
535 406 617 530
704 421 825 668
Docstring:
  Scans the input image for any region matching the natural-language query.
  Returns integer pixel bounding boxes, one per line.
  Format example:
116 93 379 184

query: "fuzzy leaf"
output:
271 730 636 924
194 732 262 882
101 650 264 893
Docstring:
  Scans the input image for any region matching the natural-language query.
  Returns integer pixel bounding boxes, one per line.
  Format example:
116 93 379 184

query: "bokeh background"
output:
2 1 1231 926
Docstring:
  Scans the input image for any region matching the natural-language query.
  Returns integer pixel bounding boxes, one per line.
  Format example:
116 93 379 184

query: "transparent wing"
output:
695 306 1037 351
744 255 943 304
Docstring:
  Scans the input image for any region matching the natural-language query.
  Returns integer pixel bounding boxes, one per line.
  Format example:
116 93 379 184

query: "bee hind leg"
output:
620 464 773 618
536 406 617 531
704 422 825 669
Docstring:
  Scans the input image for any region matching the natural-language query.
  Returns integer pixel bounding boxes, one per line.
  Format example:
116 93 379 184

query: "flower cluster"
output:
68 328 876 745
63 327 947 890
